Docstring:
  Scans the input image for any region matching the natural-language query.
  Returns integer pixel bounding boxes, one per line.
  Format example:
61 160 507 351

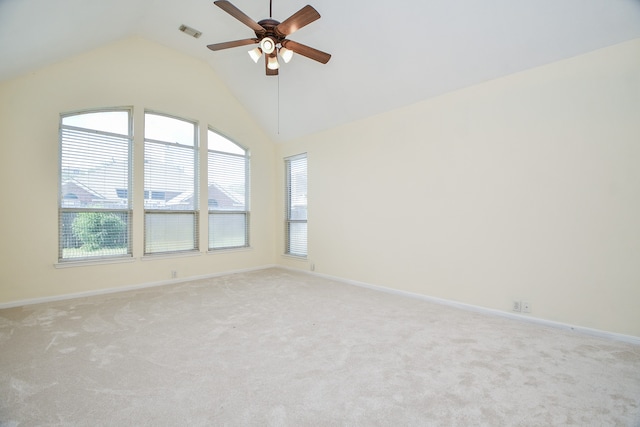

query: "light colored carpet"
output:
1 268 639 426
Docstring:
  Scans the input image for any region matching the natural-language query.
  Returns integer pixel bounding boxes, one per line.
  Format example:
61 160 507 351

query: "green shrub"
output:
72 212 126 251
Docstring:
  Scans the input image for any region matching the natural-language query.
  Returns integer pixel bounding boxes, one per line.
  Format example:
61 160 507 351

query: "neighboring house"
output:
61 159 242 210
61 180 241 210
61 159 129 209
61 180 105 207
190 184 243 211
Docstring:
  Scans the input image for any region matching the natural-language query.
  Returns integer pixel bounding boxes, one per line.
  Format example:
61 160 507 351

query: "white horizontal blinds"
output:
207 129 249 250
285 154 307 256
144 112 198 254
59 110 132 261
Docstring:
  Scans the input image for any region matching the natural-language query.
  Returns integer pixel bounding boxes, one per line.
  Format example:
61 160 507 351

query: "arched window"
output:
144 111 198 254
59 107 251 261
59 109 132 261
207 129 250 249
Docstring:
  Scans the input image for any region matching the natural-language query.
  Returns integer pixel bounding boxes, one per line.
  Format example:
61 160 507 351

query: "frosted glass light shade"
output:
267 55 280 70
260 37 276 54
248 47 262 63
280 47 293 63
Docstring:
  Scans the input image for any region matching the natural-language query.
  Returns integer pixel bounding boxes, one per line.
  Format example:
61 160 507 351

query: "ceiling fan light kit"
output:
207 0 331 76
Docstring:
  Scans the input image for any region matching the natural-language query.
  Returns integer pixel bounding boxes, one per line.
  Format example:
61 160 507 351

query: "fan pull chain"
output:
277 73 280 134
270 0 272 18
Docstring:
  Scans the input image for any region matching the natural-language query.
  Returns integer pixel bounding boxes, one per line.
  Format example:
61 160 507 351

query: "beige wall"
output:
0 37 276 303
1 36 639 338
278 39 640 337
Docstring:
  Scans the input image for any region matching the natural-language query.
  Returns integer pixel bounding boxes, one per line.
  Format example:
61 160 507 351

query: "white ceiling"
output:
1 0 640 142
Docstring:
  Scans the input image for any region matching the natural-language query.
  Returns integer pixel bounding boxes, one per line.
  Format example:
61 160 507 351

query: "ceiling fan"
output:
207 0 331 76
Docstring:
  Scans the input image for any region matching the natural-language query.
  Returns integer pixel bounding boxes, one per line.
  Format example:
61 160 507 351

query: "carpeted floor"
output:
1 268 639 426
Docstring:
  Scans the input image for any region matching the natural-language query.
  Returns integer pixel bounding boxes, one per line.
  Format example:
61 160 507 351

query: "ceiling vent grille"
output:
179 24 202 39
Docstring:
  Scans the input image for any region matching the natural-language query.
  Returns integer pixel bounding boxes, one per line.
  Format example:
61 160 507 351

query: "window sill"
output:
207 246 253 255
282 254 308 260
54 256 136 269
141 251 203 261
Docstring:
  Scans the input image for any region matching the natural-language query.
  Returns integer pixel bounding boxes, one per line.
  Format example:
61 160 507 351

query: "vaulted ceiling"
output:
1 0 639 142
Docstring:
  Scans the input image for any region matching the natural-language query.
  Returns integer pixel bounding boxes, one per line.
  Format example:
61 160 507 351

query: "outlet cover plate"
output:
512 300 521 312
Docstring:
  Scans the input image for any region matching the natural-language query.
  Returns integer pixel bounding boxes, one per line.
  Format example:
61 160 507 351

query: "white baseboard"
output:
0 264 278 309
280 266 640 346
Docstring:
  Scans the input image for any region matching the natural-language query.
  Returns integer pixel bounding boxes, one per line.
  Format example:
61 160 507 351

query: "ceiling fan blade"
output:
207 38 259 51
214 0 266 35
275 5 320 36
281 40 331 64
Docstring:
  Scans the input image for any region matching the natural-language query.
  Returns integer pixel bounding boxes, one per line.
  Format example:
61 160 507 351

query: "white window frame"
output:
143 111 199 255
58 108 133 262
285 153 307 257
207 129 250 250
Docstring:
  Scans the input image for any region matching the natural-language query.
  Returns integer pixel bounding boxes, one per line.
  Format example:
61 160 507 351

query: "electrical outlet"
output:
310 263 315 271
171 270 177 279
522 301 531 313
512 300 522 312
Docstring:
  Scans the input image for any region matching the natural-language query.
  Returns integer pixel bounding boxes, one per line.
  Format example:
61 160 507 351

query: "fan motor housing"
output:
257 18 285 41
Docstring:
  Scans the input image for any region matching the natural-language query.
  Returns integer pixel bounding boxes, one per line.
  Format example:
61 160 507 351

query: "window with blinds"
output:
285 154 307 257
144 112 198 254
208 129 249 250
59 109 132 261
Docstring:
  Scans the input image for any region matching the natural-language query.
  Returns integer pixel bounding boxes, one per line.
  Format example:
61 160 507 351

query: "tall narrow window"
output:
144 112 198 254
208 130 250 250
285 154 307 257
59 109 132 261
